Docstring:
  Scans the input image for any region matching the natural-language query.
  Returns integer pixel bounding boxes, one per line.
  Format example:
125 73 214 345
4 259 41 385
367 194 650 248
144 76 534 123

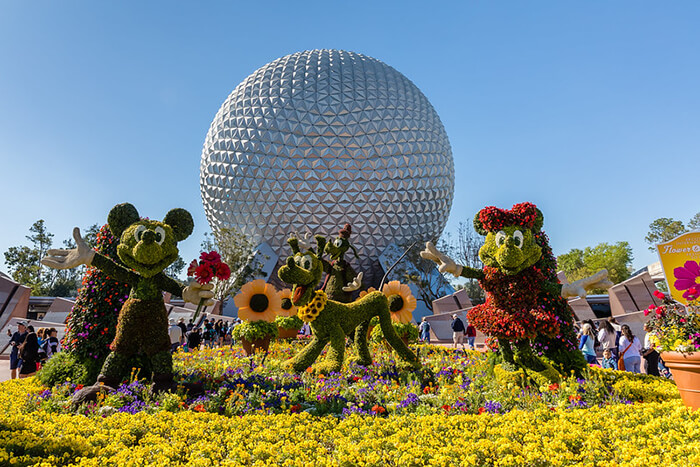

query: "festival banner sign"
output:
656 232 700 305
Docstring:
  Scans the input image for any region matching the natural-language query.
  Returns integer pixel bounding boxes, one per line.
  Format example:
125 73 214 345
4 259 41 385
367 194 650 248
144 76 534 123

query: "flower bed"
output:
0 342 695 465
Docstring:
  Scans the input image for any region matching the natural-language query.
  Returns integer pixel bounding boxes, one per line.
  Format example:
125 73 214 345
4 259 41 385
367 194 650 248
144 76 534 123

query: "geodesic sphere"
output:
200 49 454 278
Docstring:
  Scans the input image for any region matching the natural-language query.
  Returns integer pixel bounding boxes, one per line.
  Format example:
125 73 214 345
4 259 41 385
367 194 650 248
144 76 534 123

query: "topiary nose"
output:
141 230 156 244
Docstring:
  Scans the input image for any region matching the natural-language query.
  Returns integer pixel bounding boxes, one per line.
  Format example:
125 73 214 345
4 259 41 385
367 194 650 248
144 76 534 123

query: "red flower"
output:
194 263 215 284
653 290 666 300
371 405 386 414
215 262 231 281
684 287 699 301
441 404 450 411
187 260 198 277
478 407 486 414
290 404 301 413
548 383 559 391
192 404 206 412
200 251 222 264
74 384 84 392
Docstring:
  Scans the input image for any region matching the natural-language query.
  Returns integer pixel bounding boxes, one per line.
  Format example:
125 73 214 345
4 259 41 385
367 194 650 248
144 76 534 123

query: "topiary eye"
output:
133 225 146 242
513 230 524 249
302 254 313 270
334 238 343 247
154 227 166 245
496 231 506 247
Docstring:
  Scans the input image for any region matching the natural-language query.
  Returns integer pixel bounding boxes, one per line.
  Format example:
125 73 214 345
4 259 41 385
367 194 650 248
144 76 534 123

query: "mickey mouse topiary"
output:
42 203 214 395
421 202 612 381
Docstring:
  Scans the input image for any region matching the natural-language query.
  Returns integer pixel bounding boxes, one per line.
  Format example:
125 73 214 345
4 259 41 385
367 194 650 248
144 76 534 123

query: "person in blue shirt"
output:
7 322 27 379
579 323 598 365
601 348 617 370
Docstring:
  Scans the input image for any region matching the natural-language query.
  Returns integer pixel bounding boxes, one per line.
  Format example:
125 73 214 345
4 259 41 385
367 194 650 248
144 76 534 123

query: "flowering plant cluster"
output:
0 373 695 466
187 250 231 285
476 202 540 232
60 224 129 377
646 288 700 353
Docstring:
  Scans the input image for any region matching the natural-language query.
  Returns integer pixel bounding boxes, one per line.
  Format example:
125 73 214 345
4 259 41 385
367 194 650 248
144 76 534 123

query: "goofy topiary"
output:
278 235 420 373
421 202 612 382
42 203 214 394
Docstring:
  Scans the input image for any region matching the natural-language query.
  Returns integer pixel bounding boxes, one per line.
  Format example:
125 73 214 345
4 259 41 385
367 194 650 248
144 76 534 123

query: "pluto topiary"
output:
421 202 612 381
278 235 421 373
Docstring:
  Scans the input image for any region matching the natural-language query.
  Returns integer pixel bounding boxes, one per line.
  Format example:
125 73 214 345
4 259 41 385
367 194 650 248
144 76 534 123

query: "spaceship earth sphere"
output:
200 49 455 280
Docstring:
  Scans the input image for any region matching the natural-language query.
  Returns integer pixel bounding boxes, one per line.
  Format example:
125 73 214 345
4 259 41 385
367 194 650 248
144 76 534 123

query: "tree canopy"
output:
645 212 700 251
557 241 633 293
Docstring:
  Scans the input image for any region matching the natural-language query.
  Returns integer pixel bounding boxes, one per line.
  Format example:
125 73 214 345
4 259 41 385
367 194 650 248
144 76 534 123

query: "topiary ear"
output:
108 203 140 238
533 208 544 232
473 212 488 236
315 235 327 256
163 208 194 242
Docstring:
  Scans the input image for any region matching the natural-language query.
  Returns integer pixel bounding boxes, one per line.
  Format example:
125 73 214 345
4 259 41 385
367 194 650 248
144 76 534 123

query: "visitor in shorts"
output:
450 314 466 350
8 321 27 379
418 317 431 344
465 322 477 350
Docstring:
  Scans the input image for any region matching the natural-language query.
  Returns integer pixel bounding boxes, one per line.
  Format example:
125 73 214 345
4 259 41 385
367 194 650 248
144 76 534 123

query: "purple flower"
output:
484 400 502 413
674 261 700 291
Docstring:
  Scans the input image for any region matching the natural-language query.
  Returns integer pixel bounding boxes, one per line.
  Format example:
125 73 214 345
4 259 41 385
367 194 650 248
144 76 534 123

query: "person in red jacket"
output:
465 321 477 350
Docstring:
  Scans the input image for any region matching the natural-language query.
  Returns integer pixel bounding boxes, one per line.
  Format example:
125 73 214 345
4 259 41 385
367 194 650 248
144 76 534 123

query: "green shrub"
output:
274 315 303 330
37 352 91 387
232 321 278 341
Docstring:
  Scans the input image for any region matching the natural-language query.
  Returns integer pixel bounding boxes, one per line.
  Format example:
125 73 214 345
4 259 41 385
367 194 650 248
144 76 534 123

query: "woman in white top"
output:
618 324 643 373
597 320 618 357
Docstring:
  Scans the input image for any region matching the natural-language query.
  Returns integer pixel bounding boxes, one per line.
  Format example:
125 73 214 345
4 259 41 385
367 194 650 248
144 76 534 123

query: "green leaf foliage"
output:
62 224 130 380
274 315 303 330
232 320 278 341
557 241 633 291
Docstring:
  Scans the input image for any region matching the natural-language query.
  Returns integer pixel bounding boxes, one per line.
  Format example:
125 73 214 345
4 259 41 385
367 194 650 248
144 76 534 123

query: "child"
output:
601 348 617 370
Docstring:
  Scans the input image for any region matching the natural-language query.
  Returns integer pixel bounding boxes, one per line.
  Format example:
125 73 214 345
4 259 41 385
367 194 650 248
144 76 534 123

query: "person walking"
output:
168 319 183 353
19 330 40 378
450 314 466 350
618 324 642 373
418 317 431 344
579 323 598 365
8 322 27 379
642 322 660 376
465 321 477 350
186 327 202 352
597 320 618 359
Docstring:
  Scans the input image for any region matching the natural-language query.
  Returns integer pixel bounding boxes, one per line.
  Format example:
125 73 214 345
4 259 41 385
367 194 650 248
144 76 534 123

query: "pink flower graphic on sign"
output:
674 260 700 293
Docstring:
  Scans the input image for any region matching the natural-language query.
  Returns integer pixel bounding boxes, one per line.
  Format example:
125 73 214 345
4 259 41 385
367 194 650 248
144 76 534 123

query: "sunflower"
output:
358 287 377 298
277 288 298 317
381 281 417 324
234 279 281 323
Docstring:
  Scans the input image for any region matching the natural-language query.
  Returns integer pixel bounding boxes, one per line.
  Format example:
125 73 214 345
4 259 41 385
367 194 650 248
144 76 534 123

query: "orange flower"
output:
233 279 281 323
381 281 417 324
277 288 298 317
359 287 377 298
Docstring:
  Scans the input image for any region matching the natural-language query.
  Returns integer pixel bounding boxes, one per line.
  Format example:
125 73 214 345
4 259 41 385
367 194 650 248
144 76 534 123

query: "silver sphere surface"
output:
200 49 454 279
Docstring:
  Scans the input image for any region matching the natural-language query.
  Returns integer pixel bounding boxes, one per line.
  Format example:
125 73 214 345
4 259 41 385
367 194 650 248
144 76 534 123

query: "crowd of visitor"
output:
576 317 670 377
7 321 61 379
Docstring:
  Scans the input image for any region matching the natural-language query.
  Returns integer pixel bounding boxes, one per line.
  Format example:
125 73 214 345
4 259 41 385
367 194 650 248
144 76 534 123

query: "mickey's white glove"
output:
420 241 463 277
182 281 215 306
342 272 363 292
41 227 95 270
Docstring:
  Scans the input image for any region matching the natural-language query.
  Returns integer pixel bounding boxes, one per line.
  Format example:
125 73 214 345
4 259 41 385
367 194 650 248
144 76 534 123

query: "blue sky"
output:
1 1 698 278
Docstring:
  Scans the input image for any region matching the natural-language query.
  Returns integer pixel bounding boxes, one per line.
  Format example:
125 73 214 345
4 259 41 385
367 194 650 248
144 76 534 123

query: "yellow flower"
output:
277 288 298 317
233 279 281 323
359 287 377 298
381 281 417 324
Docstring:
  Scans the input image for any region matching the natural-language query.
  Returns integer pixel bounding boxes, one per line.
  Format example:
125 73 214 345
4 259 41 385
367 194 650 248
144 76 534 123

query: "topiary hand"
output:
419 242 463 276
561 269 613 298
342 272 363 292
41 227 95 270
183 281 215 306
